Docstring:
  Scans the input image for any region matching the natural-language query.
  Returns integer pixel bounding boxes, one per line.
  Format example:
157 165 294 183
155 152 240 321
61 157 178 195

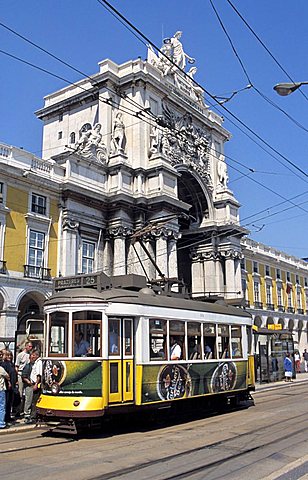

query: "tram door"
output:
108 318 134 403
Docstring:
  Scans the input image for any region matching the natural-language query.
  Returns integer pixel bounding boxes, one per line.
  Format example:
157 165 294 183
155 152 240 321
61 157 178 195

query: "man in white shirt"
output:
22 350 42 423
170 337 182 361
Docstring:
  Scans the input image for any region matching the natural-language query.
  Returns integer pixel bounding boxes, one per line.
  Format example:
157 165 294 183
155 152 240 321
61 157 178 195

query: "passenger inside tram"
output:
74 331 90 357
170 336 182 360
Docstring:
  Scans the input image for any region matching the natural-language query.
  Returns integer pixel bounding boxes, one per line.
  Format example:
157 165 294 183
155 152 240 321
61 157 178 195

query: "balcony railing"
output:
0 260 7 274
254 301 263 309
266 303 275 311
287 307 295 314
278 305 285 312
297 308 304 314
24 265 51 280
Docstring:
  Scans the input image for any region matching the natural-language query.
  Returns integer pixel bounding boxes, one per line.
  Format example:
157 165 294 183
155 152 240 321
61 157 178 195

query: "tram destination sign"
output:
54 273 107 292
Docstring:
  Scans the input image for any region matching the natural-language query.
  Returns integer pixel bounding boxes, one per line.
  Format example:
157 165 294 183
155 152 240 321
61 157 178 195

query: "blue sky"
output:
1 0 308 258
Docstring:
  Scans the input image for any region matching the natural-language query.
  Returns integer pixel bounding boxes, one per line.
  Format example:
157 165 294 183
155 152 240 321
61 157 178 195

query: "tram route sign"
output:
54 271 111 292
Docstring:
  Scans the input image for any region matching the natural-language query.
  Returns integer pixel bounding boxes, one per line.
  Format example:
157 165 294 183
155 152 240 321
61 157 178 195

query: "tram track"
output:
0 431 75 454
87 412 308 480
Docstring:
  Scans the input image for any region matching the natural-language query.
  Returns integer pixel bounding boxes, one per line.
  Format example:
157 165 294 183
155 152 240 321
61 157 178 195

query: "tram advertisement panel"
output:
141 361 247 403
42 360 102 397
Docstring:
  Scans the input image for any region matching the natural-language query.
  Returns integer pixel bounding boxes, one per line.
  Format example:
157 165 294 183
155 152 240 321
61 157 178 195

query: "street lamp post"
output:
273 81 308 96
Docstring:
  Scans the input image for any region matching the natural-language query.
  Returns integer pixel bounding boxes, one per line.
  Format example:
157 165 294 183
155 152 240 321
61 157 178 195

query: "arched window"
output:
70 132 76 144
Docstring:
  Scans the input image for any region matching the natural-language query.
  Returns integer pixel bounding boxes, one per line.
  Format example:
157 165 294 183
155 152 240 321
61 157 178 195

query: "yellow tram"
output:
37 272 255 431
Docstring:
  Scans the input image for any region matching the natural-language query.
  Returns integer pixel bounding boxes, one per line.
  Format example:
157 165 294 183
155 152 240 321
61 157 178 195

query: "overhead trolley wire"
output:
209 0 308 134
1 14 308 227
97 0 308 182
225 0 308 102
1 15 307 188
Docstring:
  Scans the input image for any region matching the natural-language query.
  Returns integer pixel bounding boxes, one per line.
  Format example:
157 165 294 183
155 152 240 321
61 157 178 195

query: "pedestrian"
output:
0 351 10 429
284 352 293 382
21 350 42 424
1 349 17 424
15 341 33 417
303 349 308 373
294 351 301 374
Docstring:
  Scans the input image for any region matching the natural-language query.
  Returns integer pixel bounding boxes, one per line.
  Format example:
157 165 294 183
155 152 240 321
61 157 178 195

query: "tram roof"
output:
44 286 251 319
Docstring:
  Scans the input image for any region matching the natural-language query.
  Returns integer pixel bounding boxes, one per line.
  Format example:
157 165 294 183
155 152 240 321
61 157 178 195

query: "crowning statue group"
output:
0 342 42 429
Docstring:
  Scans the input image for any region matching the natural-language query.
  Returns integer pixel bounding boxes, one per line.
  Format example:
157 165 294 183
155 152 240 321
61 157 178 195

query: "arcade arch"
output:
176 169 213 291
278 318 285 329
254 316 262 328
177 168 212 229
266 317 274 327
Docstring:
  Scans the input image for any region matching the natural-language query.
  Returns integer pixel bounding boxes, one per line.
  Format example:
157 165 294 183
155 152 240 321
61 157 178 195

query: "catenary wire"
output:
97 0 308 181
1 19 308 232
209 0 308 134
225 0 308 102
1 18 308 201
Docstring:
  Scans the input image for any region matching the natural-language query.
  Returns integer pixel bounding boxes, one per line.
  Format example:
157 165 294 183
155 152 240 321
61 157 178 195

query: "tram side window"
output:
231 326 242 358
49 312 68 355
218 324 230 359
149 319 167 361
187 322 202 360
203 323 217 359
169 320 185 360
109 318 120 356
73 311 102 357
246 326 252 355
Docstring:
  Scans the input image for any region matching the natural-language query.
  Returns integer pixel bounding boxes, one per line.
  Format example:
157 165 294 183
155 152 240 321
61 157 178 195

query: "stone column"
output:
61 218 79 276
102 235 113 277
191 253 206 297
224 250 236 299
0 309 18 350
234 256 243 294
167 238 178 279
113 235 126 276
109 226 132 276
155 234 168 279
145 238 156 280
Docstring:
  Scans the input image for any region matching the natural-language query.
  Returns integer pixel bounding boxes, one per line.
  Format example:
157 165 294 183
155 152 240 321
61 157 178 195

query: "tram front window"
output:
49 312 68 356
73 311 102 357
149 319 167 361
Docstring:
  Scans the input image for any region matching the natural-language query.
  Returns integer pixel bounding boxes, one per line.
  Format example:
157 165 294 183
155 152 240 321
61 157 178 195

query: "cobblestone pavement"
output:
1 372 308 435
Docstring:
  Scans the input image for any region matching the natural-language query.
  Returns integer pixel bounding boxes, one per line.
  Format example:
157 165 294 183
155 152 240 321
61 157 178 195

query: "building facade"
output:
34 34 245 301
1 34 307 362
0 143 61 347
241 238 308 365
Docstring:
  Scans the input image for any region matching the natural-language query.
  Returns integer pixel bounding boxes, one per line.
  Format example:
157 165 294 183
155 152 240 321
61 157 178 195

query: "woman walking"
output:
284 352 293 382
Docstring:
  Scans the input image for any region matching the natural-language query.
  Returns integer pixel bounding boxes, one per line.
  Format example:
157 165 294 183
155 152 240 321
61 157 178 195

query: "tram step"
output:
47 420 77 435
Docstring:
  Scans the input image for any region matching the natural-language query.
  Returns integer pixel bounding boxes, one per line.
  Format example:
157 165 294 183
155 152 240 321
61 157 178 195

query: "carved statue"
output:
111 112 126 154
217 159 228 189
187 67 205 106
166 31 195 71
149 125 161 156
75 123 107 164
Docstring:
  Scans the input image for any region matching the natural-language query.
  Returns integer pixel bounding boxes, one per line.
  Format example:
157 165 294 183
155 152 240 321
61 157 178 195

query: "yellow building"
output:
241 238 308 380
0 143 61 349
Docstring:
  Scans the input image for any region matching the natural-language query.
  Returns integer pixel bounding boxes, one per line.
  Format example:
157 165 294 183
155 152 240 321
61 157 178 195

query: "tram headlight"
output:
51 382 60 395
73 400 80 407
